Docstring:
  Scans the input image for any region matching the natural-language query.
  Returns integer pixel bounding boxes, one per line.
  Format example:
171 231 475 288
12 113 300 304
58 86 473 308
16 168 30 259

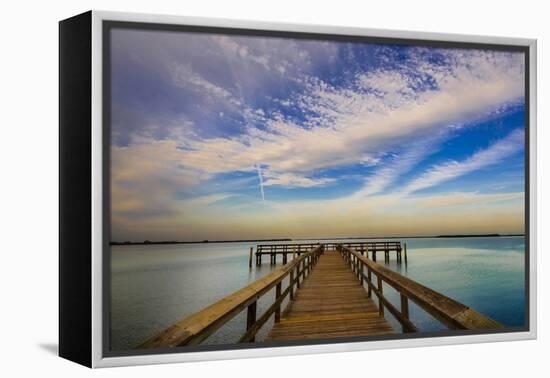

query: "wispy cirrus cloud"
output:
401 128 524 195
263 171 336 188
175 49 524 182
413 191 524 209
168 62 240 104
356 130 449 197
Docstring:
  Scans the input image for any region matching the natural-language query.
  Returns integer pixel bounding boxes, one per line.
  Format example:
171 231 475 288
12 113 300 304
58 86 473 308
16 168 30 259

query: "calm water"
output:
110 236 525 351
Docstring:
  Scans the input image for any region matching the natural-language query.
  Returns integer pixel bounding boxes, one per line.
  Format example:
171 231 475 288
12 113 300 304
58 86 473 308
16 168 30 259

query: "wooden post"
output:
367 269 372 298
359 261 364 286
275 282 282 323
246 301 257 342
248 247 253 268
404 243 408 264
289 269 295 300
400 293 410 333
377 275 384 316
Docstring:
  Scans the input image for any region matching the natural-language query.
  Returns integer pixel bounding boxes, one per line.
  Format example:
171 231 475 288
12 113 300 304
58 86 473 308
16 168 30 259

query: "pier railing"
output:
255 243 321 265
337 245 502 332
139 245 325 349
255 241 403 265
333 241 404 263
256 243 320 253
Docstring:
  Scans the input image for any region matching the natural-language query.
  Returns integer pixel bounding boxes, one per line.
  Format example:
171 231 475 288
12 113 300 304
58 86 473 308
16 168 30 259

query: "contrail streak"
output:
255 164 265 201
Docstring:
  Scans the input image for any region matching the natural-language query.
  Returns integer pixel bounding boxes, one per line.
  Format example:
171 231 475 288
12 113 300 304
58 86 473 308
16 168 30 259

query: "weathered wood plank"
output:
267 252 394 341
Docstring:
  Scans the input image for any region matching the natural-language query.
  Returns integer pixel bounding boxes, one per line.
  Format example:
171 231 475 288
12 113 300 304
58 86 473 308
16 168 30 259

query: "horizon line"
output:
110 233 526 246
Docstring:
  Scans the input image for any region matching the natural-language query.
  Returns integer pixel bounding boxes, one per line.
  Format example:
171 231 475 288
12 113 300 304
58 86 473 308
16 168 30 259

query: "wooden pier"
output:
266 252 393 341
255 241 404 265
139 243 501 349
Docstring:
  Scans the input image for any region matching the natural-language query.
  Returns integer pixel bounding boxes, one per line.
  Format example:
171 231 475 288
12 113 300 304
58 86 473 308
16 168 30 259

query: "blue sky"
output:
110 29 525 241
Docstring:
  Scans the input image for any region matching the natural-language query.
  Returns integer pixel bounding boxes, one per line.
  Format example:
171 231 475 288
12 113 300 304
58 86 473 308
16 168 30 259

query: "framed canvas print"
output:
59 10 537 368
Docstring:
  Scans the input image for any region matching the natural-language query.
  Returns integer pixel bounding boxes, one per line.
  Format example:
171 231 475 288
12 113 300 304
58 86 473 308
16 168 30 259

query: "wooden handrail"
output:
257 241 401 254
138 245 324 349
337 245 501 332
256 243 320 253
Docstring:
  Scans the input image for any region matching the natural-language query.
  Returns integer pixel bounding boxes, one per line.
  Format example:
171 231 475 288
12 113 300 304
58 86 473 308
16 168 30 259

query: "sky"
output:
110 28 526 242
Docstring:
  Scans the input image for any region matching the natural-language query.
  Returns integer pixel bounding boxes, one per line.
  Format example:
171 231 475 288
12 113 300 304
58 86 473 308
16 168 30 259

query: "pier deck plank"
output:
266 252 394 341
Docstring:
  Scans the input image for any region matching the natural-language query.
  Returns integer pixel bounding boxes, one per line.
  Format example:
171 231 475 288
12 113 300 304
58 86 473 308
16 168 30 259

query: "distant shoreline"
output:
110 233 525 246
